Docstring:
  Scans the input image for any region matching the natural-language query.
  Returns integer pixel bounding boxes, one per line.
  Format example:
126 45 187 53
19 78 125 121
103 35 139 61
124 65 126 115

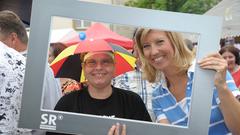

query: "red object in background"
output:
59 23 133 49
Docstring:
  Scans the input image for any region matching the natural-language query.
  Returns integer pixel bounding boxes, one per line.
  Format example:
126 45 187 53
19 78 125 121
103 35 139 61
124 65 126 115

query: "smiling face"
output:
83 52 115 89
222 51 236 71
142 30 175 71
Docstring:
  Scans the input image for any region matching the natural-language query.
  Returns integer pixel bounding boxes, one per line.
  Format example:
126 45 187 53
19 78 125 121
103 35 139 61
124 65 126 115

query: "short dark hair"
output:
50 42 67 58
0 10 28 44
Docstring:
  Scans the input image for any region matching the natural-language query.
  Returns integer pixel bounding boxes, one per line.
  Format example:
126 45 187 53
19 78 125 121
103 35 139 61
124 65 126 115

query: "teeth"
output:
95 73 104 77
154 56 163 63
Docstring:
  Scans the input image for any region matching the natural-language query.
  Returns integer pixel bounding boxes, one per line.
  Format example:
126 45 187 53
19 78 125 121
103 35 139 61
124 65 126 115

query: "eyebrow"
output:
86 58 113 61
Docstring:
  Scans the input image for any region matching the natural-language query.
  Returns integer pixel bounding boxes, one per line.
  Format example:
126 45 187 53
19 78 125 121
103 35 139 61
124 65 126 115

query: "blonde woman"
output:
135 28 240 135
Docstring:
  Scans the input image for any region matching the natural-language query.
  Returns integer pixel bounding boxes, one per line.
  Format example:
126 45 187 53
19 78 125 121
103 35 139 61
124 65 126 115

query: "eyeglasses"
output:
83 59 114 67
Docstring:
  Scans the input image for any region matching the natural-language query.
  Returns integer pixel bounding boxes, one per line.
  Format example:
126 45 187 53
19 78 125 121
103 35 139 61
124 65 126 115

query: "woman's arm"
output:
217 83 240 135
198 53 240 134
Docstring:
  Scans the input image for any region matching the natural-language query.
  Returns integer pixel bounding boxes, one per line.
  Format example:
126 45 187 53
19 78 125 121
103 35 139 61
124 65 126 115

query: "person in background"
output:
184 38 197 57
135 28 240 135
48 42 67 63
46 40 151 135
0 41 32 134
0 10 62 110
48 42 82 95
219 45 240 88
184 39 194 51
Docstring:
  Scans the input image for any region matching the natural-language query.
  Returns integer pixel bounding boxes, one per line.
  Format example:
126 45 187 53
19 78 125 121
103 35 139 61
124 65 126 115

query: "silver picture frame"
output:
19 0 223 134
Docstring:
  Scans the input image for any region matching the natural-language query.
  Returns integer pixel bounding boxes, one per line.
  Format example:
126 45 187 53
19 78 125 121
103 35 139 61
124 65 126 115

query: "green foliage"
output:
125 0 221 14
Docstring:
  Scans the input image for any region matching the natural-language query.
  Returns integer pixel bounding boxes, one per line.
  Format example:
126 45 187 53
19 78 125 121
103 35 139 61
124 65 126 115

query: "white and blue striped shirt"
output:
152 64 240 135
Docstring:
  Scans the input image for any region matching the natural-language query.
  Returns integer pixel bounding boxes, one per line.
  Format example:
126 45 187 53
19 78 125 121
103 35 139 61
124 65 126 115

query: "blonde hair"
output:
135 28 194 82
83 51 114 62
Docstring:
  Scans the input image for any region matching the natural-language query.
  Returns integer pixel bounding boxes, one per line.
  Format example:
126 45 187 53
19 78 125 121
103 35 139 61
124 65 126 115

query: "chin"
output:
152 63 167 70
94 81 105 85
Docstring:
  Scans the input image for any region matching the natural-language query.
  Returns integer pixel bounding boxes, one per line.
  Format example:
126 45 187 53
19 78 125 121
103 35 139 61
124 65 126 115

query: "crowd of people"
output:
0 9 240 135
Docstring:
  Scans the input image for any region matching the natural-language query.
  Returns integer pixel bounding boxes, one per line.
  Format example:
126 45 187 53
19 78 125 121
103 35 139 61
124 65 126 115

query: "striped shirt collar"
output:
160 60 195 91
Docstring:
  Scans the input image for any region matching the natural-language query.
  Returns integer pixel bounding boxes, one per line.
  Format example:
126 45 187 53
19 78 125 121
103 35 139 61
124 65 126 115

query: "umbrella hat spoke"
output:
51 45 78 65
114 53 135 76
51 58 67 76
109 43 133 56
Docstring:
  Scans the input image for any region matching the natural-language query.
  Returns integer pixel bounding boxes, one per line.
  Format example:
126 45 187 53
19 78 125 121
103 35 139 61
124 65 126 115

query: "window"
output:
73 20 91 30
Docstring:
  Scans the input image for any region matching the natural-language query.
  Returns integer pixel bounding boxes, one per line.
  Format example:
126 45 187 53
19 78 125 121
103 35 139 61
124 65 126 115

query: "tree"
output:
125 0 221 14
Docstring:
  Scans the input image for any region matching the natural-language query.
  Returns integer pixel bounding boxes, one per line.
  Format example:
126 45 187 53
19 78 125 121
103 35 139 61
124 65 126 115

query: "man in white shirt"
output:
0 10 62 134
0 10 62 110
0 41 32 134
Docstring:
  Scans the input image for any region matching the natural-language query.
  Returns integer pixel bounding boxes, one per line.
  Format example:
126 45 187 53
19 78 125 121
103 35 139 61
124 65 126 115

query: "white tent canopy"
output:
50 28 77 43
204 0 240 38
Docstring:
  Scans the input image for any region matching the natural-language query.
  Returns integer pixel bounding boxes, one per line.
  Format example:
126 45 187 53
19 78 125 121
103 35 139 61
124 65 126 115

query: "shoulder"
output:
43 64 61 91
113 87 137 95
56 89 83 104
62 89 86 100
0 43 26 75
55 89 86 111
152 84 165 98
0 42 25 61
0 43 25 85
225 70 238 91
235 68 240 74
113 70 137 82
112 70 142 91
112 87 142 101
45 64 55 75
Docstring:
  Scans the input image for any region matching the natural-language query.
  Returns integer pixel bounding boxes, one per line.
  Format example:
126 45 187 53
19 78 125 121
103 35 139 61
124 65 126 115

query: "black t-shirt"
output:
46 86 151 135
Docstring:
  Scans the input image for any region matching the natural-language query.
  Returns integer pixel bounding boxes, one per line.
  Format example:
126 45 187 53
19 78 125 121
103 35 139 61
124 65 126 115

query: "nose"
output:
224 57 231 62
95 61 104 69
150 44 159 56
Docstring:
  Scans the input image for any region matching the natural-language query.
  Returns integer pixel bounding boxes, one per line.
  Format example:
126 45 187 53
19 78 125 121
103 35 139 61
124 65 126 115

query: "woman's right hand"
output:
107 123 126 135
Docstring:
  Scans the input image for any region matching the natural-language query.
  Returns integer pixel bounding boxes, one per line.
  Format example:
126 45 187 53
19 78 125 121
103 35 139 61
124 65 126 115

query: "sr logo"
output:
41 113 57 126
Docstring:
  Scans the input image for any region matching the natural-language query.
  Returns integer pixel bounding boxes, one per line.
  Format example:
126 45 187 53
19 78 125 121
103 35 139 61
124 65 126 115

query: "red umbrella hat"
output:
60 23 133 49
50 39 136 82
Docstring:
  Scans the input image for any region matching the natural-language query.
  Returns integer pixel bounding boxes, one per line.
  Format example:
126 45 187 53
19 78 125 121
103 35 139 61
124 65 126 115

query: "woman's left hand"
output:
198 53 228 89
199 52 240 135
